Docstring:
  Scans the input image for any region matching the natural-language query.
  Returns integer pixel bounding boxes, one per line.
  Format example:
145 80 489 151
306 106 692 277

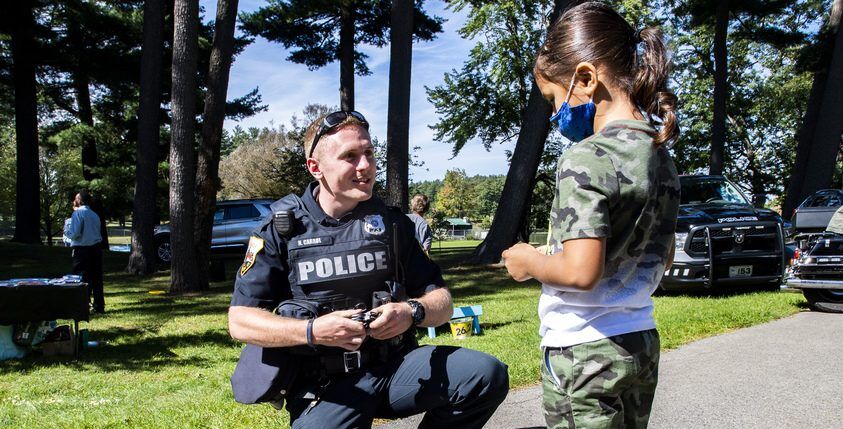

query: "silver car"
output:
153 199 274 264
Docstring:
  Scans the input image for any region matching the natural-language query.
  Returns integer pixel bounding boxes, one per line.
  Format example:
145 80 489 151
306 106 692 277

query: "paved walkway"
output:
377 311 843 428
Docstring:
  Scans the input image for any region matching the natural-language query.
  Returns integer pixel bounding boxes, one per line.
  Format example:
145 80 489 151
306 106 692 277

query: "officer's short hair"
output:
411 194 430 215
303 113 369 160
77 190 93 206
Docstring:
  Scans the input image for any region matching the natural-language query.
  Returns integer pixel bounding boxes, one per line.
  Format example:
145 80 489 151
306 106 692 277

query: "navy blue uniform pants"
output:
72 245 104 312
286 345 509 428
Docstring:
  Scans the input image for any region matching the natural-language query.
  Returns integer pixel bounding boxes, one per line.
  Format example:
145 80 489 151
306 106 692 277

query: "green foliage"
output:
667 0 825 203
408 179 442 207
38 138 83 245
0 125 17 223
0 0 266 234
434 169 476 218
426 0 552 155
412 173 506 227
240 0 444 75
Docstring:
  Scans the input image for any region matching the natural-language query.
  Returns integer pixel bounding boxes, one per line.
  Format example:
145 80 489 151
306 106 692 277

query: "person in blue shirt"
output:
406 194 433 253
67 191 104 313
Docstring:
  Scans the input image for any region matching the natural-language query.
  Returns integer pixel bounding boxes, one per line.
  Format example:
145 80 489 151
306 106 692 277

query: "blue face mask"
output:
549 75 596 142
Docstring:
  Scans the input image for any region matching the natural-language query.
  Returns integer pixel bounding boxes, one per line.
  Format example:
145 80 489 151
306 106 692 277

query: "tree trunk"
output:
67 7 98 182
10 0 41 244
783 0 842 218
385 0 413 212
471 83 552 264
195 0 239 288
339 0 355 111
169 0 200 293
127 0 165 275
469 0 577 264
39 158 53 245
709 0 729 175
799 7 843 198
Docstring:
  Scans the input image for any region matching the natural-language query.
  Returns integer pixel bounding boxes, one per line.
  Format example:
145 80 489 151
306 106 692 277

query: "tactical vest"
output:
271 194 401 312
231 194 411 405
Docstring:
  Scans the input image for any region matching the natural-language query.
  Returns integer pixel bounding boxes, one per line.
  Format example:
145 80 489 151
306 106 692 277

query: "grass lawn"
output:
0 241 807 428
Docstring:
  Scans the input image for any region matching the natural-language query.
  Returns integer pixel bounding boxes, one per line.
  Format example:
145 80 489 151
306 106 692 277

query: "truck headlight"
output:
675 232 688 250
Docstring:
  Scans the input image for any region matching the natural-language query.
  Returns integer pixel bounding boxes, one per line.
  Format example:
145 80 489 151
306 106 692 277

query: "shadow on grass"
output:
0 329 238 374
115 299 232 319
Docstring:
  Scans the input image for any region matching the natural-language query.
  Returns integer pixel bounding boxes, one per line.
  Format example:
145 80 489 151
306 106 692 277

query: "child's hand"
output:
501 242 540 281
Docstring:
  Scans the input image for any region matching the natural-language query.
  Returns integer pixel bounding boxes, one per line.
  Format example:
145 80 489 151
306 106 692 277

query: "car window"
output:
227 204 260 220
800 195 816 208
680 179 749 205
213 209 224 222
811 194 832 207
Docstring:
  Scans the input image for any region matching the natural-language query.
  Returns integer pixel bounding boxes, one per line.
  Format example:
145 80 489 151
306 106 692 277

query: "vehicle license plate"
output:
729 265 753 277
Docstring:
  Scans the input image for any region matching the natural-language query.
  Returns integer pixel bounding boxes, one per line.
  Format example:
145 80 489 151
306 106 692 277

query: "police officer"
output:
228 111 509 428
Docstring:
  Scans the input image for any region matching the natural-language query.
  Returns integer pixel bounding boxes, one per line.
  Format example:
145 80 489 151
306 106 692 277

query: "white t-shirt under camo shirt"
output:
538 120 681 348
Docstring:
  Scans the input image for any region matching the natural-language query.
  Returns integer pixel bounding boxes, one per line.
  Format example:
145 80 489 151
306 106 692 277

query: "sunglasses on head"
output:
309 111 369 158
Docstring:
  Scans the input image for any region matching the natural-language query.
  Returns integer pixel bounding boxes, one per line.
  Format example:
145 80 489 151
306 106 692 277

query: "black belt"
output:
320 348 383 374
317 335 410 375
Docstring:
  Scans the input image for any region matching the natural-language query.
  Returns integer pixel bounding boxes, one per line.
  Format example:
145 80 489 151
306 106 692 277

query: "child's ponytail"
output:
632 28 679 146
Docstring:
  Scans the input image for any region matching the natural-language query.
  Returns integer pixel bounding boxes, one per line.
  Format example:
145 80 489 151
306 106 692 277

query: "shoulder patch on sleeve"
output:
240 236 265 276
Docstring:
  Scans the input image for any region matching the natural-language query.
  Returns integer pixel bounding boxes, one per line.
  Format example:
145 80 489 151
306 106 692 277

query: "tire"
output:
802 289 843 313
155 235 172 265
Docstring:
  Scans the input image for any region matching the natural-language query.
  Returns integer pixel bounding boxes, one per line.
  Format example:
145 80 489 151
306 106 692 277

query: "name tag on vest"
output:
289 236 333 249
296 250 388 284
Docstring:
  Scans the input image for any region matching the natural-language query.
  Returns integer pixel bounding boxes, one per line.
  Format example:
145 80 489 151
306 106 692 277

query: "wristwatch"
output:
406 299 425 326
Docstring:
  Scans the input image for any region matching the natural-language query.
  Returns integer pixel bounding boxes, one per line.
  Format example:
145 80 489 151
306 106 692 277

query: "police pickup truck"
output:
661 175 786 291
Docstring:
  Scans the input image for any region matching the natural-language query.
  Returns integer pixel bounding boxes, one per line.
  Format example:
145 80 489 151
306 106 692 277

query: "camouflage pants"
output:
542 329 660 429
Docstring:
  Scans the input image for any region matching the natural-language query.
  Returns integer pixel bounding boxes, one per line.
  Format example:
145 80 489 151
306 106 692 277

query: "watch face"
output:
409 300 425 325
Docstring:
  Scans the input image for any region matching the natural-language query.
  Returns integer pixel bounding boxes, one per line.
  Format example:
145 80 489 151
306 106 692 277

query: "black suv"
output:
153 199 273 264
661 175 786 291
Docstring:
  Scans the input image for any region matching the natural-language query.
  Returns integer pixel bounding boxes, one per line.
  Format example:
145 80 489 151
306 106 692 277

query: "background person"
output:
407 194 433 253
501 2 681 428
67 190 104 313
228 111 508 428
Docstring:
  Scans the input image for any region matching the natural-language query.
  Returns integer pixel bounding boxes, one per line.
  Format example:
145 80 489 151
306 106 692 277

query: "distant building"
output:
445 217 472 238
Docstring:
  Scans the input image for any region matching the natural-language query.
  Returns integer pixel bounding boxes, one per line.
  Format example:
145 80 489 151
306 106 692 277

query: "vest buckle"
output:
343 351 361 372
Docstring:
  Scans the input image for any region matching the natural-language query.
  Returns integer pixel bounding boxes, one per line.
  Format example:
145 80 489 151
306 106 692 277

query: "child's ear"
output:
574 62 599 98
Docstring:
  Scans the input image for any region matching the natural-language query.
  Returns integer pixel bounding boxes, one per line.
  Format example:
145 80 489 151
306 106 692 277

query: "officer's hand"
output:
502 242 538 282
312 309 367 351
367 302 413 340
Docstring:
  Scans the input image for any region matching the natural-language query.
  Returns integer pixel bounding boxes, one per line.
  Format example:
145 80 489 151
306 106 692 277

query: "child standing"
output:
502 3 681 428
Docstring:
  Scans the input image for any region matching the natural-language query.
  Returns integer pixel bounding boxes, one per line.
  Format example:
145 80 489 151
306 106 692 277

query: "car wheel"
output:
802 289 843 313
156 236 172 265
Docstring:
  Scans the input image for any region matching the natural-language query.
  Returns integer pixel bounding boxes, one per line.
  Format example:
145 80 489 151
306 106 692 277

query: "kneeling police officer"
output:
228 111 509 428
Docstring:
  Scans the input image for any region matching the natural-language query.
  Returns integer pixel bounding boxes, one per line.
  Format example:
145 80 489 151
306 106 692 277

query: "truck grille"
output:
687 224 780 256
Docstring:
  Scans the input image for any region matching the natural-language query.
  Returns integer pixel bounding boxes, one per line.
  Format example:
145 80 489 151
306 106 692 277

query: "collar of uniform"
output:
300 182 385 227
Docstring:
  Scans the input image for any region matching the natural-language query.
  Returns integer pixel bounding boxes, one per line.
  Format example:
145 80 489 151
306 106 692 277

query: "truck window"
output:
680 179 749 205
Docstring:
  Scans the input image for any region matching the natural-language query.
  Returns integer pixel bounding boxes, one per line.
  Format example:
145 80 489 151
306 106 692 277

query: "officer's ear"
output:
306 157 323 180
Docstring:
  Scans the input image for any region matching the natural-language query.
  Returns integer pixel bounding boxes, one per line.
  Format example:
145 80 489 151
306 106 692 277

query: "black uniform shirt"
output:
230 183 445 311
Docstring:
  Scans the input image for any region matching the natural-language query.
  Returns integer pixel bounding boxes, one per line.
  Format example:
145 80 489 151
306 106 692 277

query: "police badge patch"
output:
363 214 385 236
240 236 265 276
